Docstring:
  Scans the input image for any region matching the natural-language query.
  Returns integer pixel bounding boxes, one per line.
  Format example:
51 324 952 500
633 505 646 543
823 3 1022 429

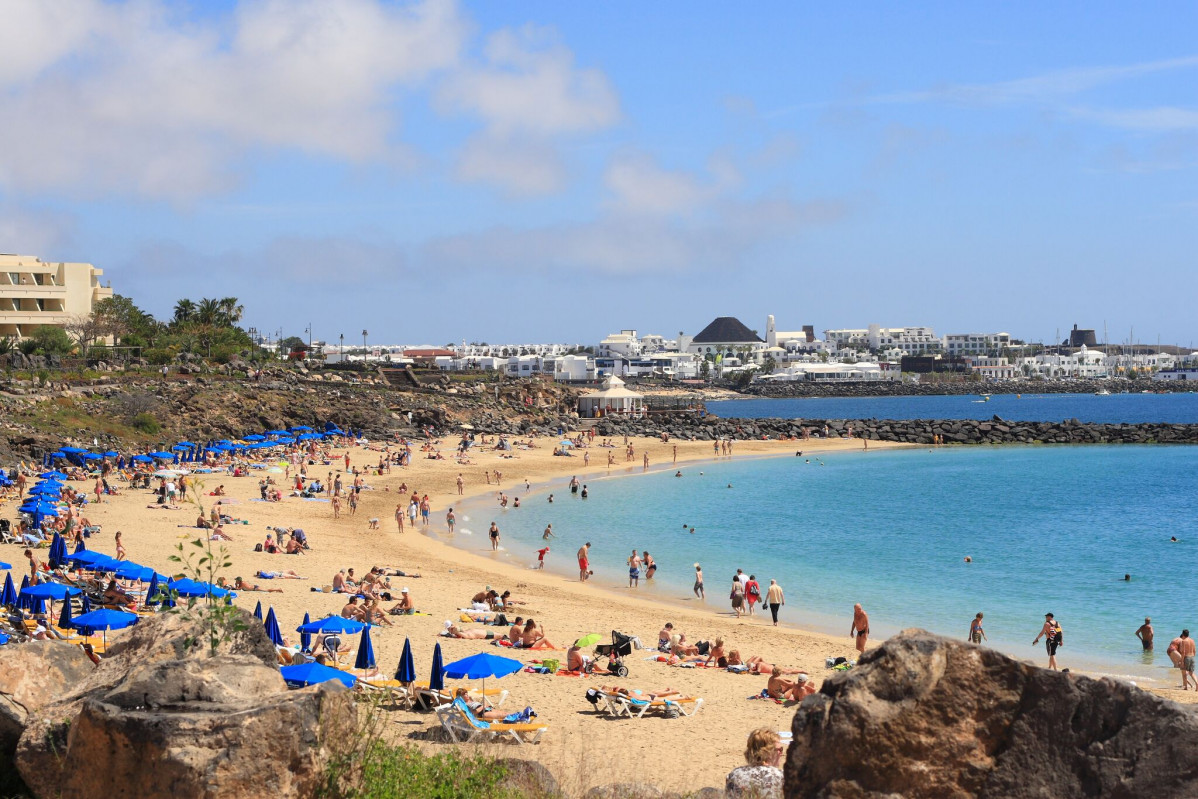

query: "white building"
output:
758 361 897 382
0 254 113 340
945 332 1011 356
824 324 940 355
1155 368 1198 382
552 354 596 382
686 316 767 363
968 356 1017 380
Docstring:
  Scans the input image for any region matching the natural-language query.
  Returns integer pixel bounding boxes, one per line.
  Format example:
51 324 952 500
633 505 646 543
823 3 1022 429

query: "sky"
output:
3 1 1197 347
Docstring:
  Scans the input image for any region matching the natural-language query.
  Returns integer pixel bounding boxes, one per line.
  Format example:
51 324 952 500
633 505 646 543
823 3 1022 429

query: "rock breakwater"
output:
596 414 1198 446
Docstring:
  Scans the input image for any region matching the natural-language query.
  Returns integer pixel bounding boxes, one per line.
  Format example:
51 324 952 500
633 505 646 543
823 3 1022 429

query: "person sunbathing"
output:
567 644 597 673
452 688 530 720
373 565 421 578
520 619 555 650
195 514 211 529
704 637 728 668
285 537 305 555
507 617 525 643
332 571 349 592
766 667 815 701
102 580 136 609
256 569 304 579
341 598 364 620
601 685 681 701
232 576 283 593
444 623 499 640
364 597 393 627
745 656 805 676
210 526 234 541
387 587 415 615
670 633 700 657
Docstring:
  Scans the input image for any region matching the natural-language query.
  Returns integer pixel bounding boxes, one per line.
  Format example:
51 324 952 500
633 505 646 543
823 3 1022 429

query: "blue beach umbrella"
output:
112 563 159 581
354 626 376 673
299 612 312 652
145 573 162 606
395 638 416 683
265 430 288 436
243 434 266 442
296 615 368 635
71 608 138 649
290 425 314 432
40 471 68 479
60 446 86 454
264 607 285 647
429 642 445 692
22 583 82 601
74 539 87 554
131 455 153 463
66 551 118 570
0 560 10 570
441 651 523 701
1 573 17 606
0 633 8 645
280 662 357 689
169 578 235 599
253 600 263 621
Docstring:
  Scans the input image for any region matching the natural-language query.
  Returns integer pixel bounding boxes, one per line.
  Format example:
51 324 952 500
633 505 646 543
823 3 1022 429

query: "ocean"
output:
450 443 1198 684
708 391 1198 424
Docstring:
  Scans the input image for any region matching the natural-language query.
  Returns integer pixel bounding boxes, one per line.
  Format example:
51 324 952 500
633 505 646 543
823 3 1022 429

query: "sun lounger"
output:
416 684 509 711
435 698 547 745
359 679 422 709
603 691 703 719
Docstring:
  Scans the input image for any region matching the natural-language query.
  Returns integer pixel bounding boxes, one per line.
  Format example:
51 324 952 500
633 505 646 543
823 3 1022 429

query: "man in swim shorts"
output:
578 542 591 582
1180 629 1196 690
628 549 641 588
1135 617 1154 651
850 603 869 653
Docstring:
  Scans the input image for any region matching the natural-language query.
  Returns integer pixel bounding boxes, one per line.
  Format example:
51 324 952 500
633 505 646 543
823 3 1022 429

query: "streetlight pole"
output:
362 329 368 354
340 333 344 363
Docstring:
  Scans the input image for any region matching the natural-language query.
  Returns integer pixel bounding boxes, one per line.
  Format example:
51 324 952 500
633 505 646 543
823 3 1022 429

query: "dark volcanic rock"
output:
785 629 1198 799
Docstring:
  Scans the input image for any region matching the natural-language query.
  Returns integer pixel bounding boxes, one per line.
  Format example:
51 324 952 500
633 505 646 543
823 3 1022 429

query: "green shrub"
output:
144 348 173 365
131 412 161 435
320 739 535 799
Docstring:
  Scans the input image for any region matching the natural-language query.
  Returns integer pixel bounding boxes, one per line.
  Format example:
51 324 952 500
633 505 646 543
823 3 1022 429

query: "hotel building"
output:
0 254 113 339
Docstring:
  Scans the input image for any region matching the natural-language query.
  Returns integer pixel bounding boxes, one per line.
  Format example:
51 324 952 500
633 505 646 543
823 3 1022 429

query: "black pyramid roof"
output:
691 316 763 343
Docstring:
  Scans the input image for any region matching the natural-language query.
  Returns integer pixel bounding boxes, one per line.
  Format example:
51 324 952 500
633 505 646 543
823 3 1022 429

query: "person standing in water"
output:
488 522 500 551
1135 617 1154 651
628 549 642 588
643 551 656 580
693 564 704 599
577 542 591 582
969 613 987 644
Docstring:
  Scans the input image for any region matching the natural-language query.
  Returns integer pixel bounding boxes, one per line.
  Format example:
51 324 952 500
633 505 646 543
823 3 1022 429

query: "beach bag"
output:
254 543 263 552
1054 624 1064 646
542 658 560 673
585 688 601 706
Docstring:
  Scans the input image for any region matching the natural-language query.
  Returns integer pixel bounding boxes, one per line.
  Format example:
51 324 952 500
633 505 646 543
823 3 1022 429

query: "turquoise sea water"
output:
709 392 1198 424
450 445 1198 683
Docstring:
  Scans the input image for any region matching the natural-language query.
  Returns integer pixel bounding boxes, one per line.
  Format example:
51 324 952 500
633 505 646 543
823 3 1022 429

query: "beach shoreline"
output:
7 430 1194 794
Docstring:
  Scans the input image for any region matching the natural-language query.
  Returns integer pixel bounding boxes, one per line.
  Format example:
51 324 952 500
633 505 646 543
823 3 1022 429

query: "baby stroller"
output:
594 630 635 677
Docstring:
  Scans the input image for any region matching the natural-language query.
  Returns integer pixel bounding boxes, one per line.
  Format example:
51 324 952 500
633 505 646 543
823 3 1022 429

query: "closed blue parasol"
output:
145 573 162 606
253 600 263 621
280 662 356 688
48 534 67 568
429 642 445 691
395 638 416 683
296 615 368 635
299 612 312 652
354 626 376 673
264 607 285 646
1 573 16 606
58 596 74 629
74 540 87 554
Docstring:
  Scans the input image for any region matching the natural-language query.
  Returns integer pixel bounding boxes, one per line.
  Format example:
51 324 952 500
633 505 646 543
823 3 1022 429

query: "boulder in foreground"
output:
786 629 1198 799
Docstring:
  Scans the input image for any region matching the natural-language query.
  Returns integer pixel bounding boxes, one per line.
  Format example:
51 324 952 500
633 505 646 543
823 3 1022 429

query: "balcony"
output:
0 284 68 298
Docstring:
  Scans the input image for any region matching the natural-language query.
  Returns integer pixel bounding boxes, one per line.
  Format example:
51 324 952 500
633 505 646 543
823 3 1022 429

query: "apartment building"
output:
945 332 1011 355
0 254 113 339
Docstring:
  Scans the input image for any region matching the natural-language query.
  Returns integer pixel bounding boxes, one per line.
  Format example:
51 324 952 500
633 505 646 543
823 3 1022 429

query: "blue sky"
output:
3 1 1197 346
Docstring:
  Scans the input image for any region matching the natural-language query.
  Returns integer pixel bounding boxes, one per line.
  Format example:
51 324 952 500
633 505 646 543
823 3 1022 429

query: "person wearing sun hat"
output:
388 586 415 615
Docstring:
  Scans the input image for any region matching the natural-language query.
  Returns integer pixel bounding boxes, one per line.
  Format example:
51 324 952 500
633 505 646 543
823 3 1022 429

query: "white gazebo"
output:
578 376 644 419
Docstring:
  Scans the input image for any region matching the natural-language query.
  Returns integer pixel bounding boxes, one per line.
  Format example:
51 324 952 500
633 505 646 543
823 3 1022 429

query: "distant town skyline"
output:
3 2 1197 344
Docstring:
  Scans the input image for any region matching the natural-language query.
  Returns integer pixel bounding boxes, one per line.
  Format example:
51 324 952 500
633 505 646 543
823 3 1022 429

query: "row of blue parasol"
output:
37 424 357 469
272 606 522 694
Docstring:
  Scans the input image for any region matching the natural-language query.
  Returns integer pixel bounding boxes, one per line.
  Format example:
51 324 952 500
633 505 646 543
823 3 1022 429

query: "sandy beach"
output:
8 432 1194 794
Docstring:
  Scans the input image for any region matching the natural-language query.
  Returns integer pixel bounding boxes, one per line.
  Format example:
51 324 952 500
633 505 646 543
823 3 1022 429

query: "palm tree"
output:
173 299 197 324
218 297 244 326
195 298 221 326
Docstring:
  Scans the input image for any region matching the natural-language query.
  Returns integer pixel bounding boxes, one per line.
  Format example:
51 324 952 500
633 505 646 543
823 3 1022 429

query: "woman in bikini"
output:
521 618 555 650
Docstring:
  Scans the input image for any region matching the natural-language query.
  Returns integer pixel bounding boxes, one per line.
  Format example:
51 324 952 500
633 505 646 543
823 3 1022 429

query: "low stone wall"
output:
594 414 1198 445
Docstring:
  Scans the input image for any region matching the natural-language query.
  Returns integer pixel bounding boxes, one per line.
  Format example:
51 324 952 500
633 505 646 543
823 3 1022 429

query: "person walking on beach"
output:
578 542 592 582
851 604 870 653
1180 630 1196 690
332 496 341 519
1135 617 1154 651
731 577 746 618
745 575 761 616
969 613 987 644
445 508 455 534
1168 634 1185 672
694 564 705 599
766 579 784 626
628 549 642 588
456 473 464 496
489 522 500 551
394 503 404 533
1033 612 1062 670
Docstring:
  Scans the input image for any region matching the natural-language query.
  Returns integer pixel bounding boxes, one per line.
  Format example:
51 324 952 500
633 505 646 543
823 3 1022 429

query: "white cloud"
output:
438 25 619 195
1067 106 1198 132
455 135 568 197
437 25 619 137
0 0 469 200
603 152 738 216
